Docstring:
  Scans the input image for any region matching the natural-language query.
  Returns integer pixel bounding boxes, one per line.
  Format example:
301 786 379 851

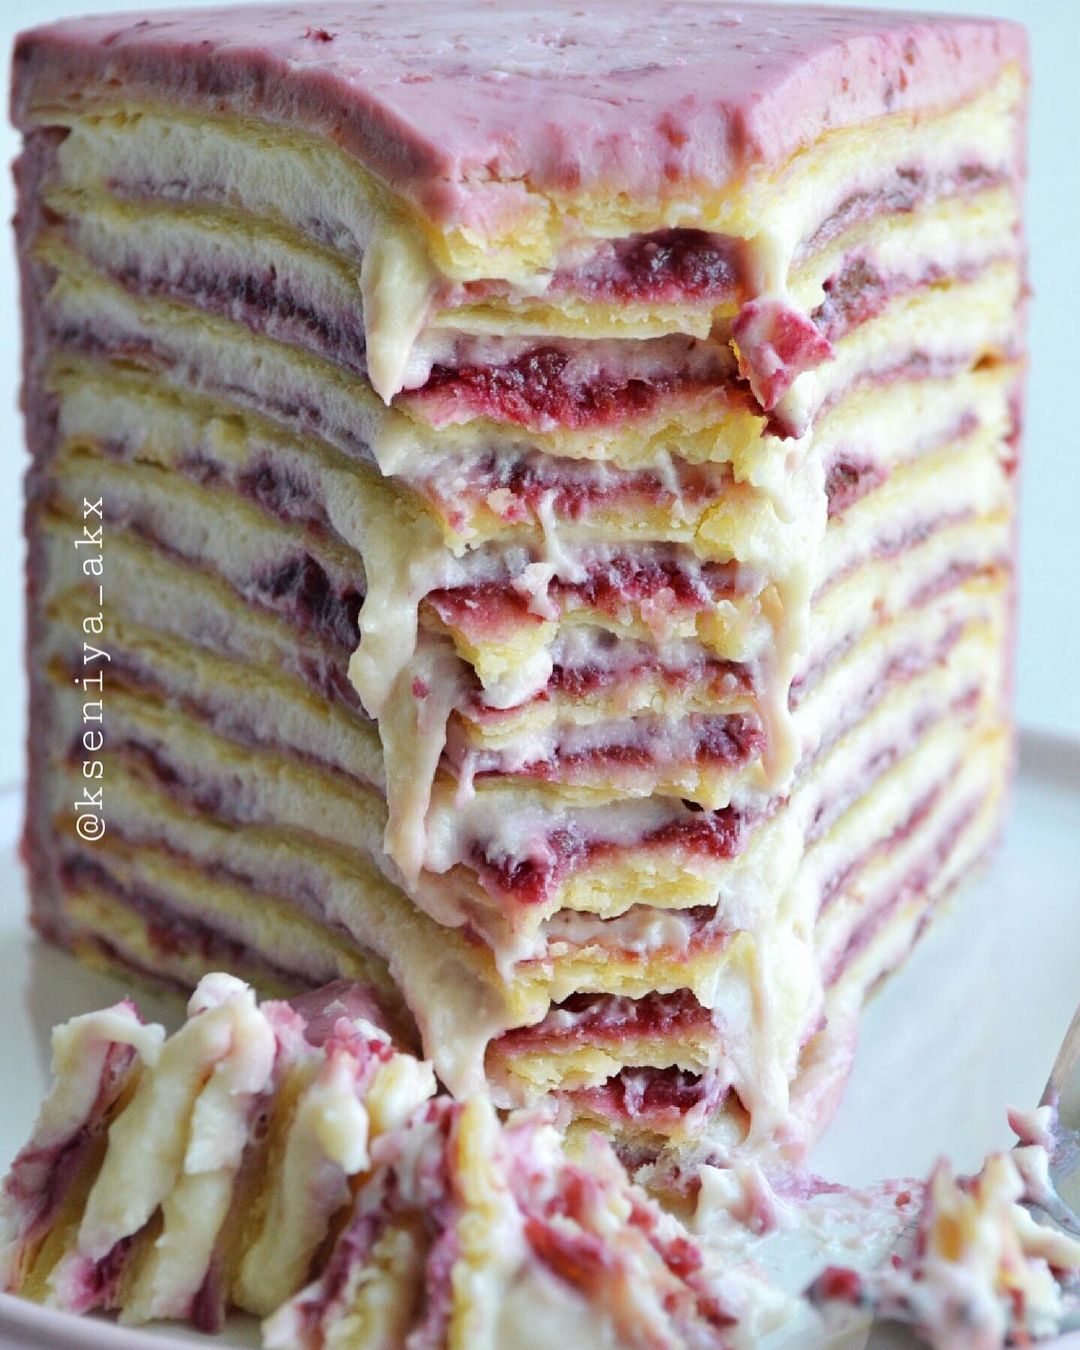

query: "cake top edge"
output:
12 2 1027 226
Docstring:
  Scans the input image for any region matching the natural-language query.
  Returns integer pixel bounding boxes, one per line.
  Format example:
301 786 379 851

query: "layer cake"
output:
12 1 1027 1160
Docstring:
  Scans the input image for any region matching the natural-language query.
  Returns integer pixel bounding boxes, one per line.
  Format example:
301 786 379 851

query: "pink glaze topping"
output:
12 2 1026 231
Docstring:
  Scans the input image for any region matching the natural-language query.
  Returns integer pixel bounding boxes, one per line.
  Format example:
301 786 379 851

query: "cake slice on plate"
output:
0 974 434 1329
1 975 775 1347
12 1 1027 1158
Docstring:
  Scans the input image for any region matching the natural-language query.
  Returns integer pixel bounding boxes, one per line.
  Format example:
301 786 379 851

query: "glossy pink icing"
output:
12 2 1026 232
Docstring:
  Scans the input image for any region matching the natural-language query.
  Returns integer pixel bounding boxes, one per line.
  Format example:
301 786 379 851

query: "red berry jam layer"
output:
409 343 731 433
449 713 765 787
426 550 745 643
546 229 743 305
493 988 714 1054
568 1065 731 1135
419 447 732 538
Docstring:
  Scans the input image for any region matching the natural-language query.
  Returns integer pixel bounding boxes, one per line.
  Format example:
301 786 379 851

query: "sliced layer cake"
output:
12 1 1027 1159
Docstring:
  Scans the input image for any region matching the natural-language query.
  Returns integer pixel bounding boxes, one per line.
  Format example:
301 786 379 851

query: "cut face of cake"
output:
12 1 1027 1159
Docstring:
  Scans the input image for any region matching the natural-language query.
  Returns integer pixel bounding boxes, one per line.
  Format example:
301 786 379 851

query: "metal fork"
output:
1039 1001 1080 1239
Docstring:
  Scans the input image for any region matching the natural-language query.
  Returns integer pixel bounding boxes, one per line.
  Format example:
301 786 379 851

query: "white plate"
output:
0 729 1078 1348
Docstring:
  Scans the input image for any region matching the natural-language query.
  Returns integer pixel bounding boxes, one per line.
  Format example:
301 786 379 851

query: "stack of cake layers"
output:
13 1 1026 1158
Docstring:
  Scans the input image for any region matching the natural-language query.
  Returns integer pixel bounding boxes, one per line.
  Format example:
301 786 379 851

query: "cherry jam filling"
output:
427 553 741 639
495 988 713 1053
819 783 944 910
823 456 888 518
813 507 976 605
823 407 979 521
413 346 718 431
110 257 369 376
423 449 726 531
559 553 741 610
237 458 329 531
910 558 1004 609
252 552 363 650
463 713 764 782
800 166 928 259
826 799 981 984
545 646 752 702
549 228 741 304
641 803 750 859
572 1065 728 1124
813 257 892 341
470 825 589 908
470 803 749 907
59 853 294 981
